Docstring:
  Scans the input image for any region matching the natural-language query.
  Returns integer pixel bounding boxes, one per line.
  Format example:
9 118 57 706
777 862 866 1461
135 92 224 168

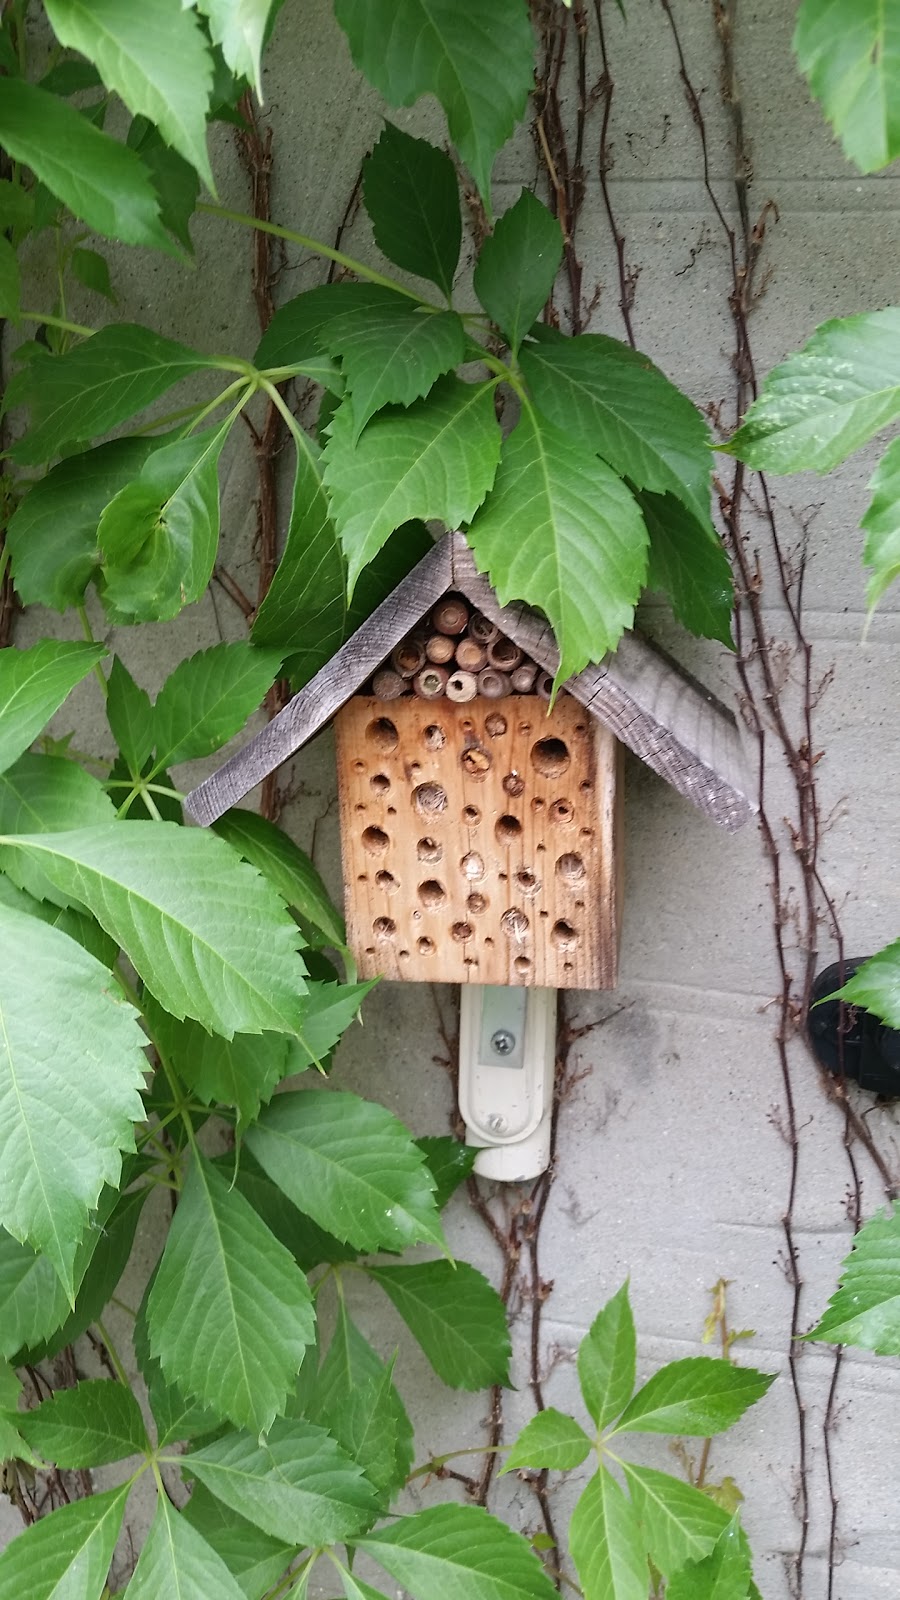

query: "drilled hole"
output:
413 781 447 816
551 919 579 951
574 722 586 735
550 799 574 825
531 797 545 812
556 852 585 883
461 745 492 778
370 773 390 795
417 836 443 862
354 759 365 772
463 956 478 967
579 780 593 793
501 908 530 941
514 956 532 977
485 712 507 738
417 936 436 955
531 736 570 779
467 892 487 915
375 869 398 893
536 843 546 853
418 879 447 909
515 868 539 896
366 717 398 753
463 804 481 825
373 916 396 941
484 936 495 948
365 945 375 955
518 722 532 735
423 724 446 750
460 851 485 881
362 825 389 854
502 771 526 797
387 805 397 815
398 949 410 960
495 814 522 845
564 961 574 972
451 921 473 942
355 802 366 812
580 827 593 838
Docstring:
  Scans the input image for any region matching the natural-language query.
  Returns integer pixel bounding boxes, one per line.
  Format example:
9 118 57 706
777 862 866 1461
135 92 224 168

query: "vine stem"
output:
198 200 434 305
19 309 93 337
94 1319 130 1387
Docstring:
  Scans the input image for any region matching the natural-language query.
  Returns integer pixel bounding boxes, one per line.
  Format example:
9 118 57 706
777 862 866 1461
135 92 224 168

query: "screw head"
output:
486 1113 507 1133
490 1028 516 1056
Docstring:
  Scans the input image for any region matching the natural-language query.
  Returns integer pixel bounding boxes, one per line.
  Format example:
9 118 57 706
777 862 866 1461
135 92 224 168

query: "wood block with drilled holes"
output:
334 694 621 988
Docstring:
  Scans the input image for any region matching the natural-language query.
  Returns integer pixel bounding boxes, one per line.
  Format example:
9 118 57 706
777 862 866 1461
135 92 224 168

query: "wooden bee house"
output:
186 532 754 991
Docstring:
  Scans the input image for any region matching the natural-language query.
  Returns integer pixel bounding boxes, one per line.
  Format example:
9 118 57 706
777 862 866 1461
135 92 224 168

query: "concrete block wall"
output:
4 2 900 1595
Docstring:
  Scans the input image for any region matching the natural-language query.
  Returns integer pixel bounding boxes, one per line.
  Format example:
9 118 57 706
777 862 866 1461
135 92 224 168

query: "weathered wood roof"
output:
185 531 755 832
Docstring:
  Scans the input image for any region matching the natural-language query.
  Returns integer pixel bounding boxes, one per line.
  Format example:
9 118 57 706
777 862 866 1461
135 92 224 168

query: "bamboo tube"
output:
413 665 449 700
372 668 406 700
455 637 488 673
431 596 469 635
391 637 426 677
536 671 554 701
487 637 522 671
477 667 511 700
425 633 456 665
446 669 478 702
469 612 499 645
510 661 538 693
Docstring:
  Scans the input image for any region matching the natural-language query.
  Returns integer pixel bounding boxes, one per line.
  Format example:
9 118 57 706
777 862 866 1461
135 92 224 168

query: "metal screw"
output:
491 1029 516 1056
486 1113 507 1133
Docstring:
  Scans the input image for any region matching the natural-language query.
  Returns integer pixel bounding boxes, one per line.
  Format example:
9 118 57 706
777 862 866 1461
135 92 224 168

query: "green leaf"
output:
341 1576 392 1600
641 490 733 646
0 822 308 1036
467 401 648 682
0 1362 37 1468
0 753 116 918
357 1503 558 1600
253 285 347 390
363 122 461 298
181 1484 296 1600
323 376 501 591
128 116 200 252
134 1272 222 1448
5 438 156 610
502 1407 592 1473
230 1156 357 1273
577 1280 636 1431
0 236 20 320
521 330 714 529
212 806 346 949
250 429 346 674
151 642 282 770
621 1463 731 1576
197 0 280 97
333 0 535 203
366 1259 511 1388
612 1357 774 1437
313 1301 413 1500
44 0 214 185
99 422 231 622
284 981 375 1070
147 1153 314 1434
862 437 900 608
416 1135 478 1209
0 1229 72 1359
726 307 900 474
347 518 435 631
833 938 900 1028
126 1492 247 1600
0 178 35 232
184 1417 380 1545
0 902 146 1292
668 1517 751 1600
0 640 105 778
71 246 116 302
38 59 104 95
808 1203 900 1350
16 1379 149 1468
145 997 290 1133
474 191 561 352
0 1483 129 1600
0 81 173 255
794 0 900 174
246 1088 445 1253
25 1185 149 1361
569 1469 649 1600
5 325 218 466
107 658 154 774
320 287 465 440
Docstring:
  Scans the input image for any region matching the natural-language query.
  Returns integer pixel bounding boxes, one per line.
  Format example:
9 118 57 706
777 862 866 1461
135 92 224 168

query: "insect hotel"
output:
187 533 752 1179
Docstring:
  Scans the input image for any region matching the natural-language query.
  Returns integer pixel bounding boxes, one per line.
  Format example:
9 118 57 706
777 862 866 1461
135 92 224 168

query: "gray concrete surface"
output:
4 2 900 1596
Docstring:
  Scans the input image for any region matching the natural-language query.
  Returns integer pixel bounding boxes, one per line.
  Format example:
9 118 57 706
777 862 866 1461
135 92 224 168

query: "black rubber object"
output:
808 958 900 1097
